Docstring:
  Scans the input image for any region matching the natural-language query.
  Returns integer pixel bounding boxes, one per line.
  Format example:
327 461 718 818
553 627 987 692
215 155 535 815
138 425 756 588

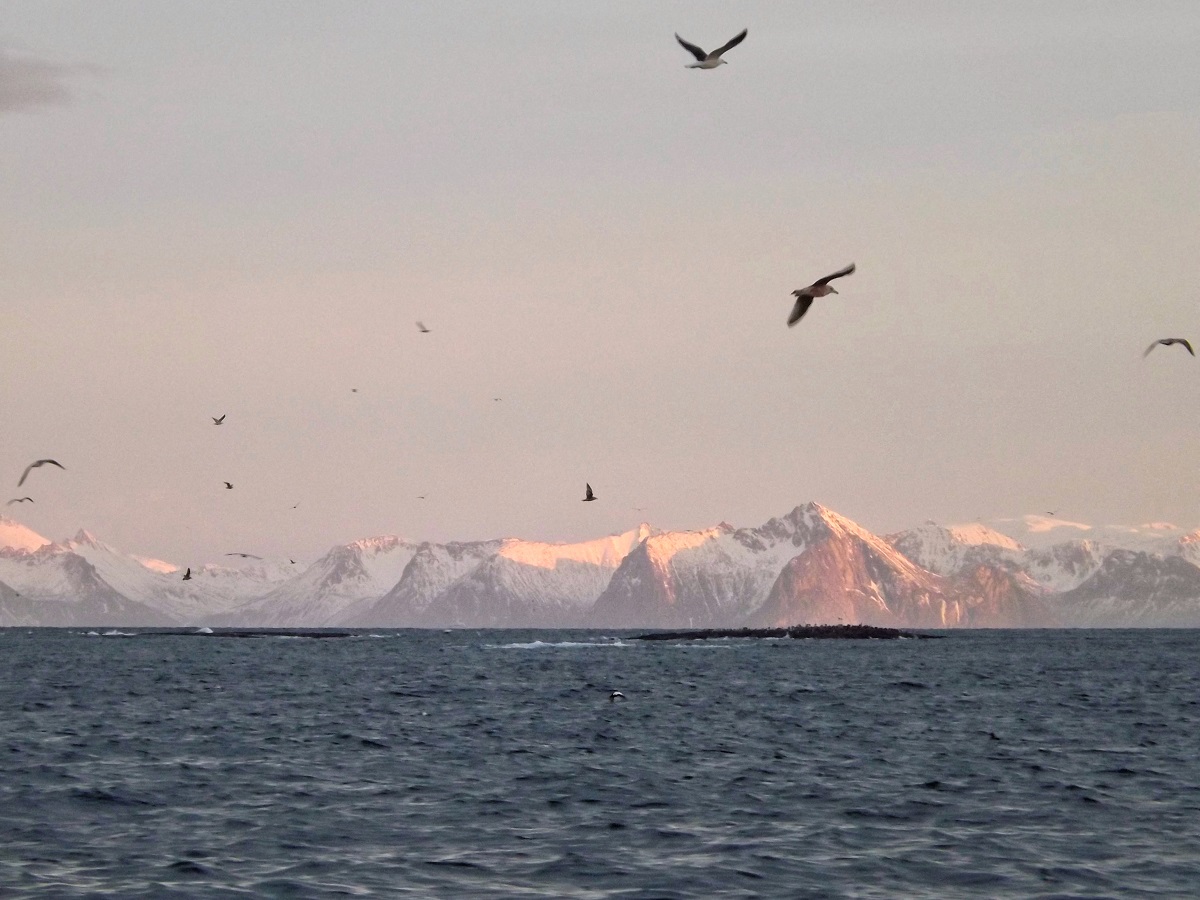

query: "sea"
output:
1 628 1198 899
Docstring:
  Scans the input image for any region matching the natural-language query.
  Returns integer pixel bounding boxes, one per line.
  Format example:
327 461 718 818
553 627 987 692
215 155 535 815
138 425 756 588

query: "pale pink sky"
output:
2 2 1199 565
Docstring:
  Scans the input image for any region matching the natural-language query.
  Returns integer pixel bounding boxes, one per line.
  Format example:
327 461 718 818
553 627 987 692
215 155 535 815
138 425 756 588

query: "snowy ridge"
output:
0 516 51 552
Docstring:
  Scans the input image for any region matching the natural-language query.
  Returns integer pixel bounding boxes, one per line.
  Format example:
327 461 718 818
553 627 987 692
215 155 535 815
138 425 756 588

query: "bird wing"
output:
1143 341 1161 357
788 294 814 326
585 483 594 500
711 28 748 58
675 34 708 61
813 263 856 288
1184 340 1196 356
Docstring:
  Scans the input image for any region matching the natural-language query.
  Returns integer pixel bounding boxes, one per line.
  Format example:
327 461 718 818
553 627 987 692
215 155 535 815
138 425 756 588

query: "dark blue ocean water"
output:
1 628 1199 898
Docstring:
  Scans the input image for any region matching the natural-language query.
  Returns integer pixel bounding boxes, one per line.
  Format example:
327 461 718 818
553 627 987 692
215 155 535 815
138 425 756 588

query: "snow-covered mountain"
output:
886 522 1105 592
0 542 174 626
411 526 655 628
590 505 850 629
218 536 420 627
2 505 1200 628
0 516 51 552
347 539 505 627
1055 550 1200 627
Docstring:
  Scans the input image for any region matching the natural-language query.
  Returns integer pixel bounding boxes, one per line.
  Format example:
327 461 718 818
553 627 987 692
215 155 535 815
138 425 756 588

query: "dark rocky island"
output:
633 624 935 641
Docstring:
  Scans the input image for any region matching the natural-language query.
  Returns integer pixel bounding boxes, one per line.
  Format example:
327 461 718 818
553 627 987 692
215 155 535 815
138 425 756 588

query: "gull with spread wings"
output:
788 264 856 327
17 459 65 487
1143 338 1194 357
675 29 747 69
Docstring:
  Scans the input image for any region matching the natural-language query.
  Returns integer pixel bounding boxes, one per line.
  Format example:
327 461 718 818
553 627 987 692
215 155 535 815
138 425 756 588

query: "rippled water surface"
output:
2 628 1199 898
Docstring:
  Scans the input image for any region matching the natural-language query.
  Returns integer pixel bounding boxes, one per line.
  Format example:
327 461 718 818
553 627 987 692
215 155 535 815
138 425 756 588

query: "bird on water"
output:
609 691 626 702
788 264 856 326
1143 338 1194 357
675 29 747 68
583 483 597 502
17 459 64 487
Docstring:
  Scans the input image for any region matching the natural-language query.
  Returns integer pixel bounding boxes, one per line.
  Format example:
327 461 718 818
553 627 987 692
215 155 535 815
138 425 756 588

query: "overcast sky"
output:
3 2 1199 565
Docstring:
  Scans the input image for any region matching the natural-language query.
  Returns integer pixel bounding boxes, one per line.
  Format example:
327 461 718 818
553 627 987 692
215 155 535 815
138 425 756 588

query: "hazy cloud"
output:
0 47 95 113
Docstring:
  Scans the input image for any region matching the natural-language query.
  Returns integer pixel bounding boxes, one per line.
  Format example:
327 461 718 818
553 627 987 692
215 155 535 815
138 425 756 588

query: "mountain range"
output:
3 505 1200 628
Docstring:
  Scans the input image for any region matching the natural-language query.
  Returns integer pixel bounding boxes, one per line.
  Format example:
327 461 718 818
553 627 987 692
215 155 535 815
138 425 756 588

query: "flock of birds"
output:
7 27 1195 582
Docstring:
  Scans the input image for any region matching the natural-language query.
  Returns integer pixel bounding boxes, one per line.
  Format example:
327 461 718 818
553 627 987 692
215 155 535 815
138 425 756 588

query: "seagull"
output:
182 567 192 581
225 552 263 559
609 691 626 702
17 459 65 487
416 321 430 333
1143 338 1194 357
223 482 233 490
583 483 597 502
675 28 748 68
6 497 33 505
212 414 225 425
788 263 856 326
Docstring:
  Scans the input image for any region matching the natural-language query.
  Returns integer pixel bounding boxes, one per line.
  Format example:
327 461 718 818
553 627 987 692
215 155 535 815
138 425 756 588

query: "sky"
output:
2 2 1200 566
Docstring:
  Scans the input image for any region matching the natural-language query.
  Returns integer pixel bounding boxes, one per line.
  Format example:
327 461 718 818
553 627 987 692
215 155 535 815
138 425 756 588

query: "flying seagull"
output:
6 497 33 505
675 28 748 68
223 482 233 490
17 459 65 487
788 263 856 326
609 691 626 702
416 321 430 333
1143 338 1194 357
225 552 263 559
212 414 225 425
583 483 597 502
182 567 192 581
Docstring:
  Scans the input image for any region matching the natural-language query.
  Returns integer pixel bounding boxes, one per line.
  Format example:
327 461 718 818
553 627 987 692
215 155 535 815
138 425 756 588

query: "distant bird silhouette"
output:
416 321 430 333
351 388 358 393
223 482 233 490
212 414 225 425
6 497 33 505
609 691 626 702
182 567 192 581
583 483 597 502
675 29 747 68
289 559 296 565
789 263 856 326
225 552 263 560
416 495 426 500
1143 338 1194 357
17 459 65 487
1045 510 1058 517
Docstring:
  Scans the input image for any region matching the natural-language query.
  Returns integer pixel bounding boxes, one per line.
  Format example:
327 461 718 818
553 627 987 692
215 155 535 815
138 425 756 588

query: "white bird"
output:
17 459 65 487
609 691 626 702
788 263 856 326
675 29 747 69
